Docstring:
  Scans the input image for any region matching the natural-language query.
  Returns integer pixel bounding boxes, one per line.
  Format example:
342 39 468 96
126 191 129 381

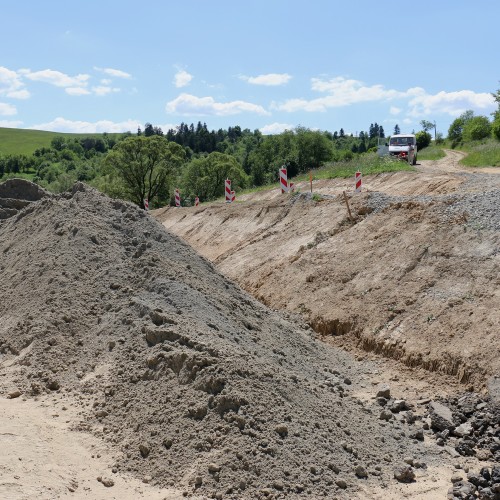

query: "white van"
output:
389 134 417 165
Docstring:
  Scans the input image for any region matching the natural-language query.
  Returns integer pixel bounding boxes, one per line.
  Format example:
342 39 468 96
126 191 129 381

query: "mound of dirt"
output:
0 178 51 219
0 182 436 498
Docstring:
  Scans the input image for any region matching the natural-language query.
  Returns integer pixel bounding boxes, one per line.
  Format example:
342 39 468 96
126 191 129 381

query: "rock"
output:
208 463 221 473
451 474 464 483
335 479 347 489
429 401 454 431
456 442 475 457
354 465 368 478
453 422 473 437
394 465 415 483
389 399 408 413
380 409 393 421
139 443 150 458
274 424 288 437
7 390 22 399
376 384 391 399
476 448 492 461
409 428 424 441
100 477 114 487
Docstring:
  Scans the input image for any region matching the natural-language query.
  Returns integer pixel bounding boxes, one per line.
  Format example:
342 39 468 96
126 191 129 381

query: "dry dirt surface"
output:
0 152 498 500
156 151 500 395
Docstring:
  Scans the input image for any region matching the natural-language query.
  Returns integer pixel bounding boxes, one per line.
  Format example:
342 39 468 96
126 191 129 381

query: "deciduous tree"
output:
105 136 185 207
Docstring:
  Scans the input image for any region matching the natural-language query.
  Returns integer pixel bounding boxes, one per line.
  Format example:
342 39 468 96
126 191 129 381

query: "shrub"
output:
462 116 492 142
415 131 431 150
492 116 500 141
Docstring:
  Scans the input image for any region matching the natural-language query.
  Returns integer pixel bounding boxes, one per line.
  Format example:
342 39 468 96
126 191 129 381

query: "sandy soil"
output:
0 396 186 500
1 150 498 499
156 151 500 394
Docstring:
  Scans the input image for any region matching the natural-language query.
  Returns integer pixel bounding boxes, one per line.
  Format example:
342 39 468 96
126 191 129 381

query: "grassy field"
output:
0 127 123 156
459 138 500 167
417 144 446 161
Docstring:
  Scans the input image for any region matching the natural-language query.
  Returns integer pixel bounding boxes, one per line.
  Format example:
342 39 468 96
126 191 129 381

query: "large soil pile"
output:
0 182 437 498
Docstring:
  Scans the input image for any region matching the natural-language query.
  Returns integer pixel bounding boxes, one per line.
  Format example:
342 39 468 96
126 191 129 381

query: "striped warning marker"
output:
175 188 181 207
144 198 149 211
279 167 289 193
355 171 362 193
231 190 235 202
195 196 199 206
225 179 232 203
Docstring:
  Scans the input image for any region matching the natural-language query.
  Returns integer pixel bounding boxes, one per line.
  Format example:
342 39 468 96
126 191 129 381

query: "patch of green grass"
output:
305 153 415 181
0 127 122 156
459 138 500 167
417 144 446 160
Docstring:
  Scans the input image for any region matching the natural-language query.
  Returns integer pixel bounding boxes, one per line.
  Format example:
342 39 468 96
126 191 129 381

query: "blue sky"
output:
0 1 498 137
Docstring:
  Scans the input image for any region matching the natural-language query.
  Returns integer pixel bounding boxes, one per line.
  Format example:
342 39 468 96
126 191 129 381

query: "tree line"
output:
0 120 389 206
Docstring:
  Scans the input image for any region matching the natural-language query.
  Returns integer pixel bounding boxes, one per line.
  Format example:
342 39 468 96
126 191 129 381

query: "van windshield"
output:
390 137 414 145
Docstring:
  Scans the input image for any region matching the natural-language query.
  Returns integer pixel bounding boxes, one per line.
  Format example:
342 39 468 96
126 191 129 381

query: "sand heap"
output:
0 178 51 219
0 182 431 498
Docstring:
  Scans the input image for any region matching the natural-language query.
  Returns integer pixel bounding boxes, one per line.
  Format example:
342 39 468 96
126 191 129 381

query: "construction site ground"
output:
0 150 499 499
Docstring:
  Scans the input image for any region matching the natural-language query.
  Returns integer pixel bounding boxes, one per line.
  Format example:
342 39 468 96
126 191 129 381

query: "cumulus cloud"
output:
0 66 30 99
241 73 292 86
0 102 17 116
174 69 193 88
259 122 295 134
0 119 23 128
166 93 270 116
93 67 132 79
407 89 495 117
65 87 91 96
30 117 143 133
390 106 401 115
92 86 120 96
272 77 406 112
23 69 90 88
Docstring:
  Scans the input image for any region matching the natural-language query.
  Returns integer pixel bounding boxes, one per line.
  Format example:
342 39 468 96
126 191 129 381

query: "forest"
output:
0 121 389 208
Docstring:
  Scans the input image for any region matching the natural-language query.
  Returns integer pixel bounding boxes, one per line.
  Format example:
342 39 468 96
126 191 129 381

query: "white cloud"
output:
101 78 112 85
241 73 292 86
92 86 120 96
94 67 131 79
0 66 30 99
259 122 295 134
407 89 495 117
23 69 90 88
390 106 401 115
65 87 91 96
174 70 193 88
273 77 406 112
30 117 142 133
166 93 270 116
0 102 17 116
0 119 23 128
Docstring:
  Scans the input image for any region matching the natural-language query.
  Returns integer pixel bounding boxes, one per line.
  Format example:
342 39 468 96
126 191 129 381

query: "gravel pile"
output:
0 182 435 498
365 172 500 232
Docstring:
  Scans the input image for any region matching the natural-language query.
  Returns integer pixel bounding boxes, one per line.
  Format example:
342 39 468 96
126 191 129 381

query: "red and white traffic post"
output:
355 171 362 193
144 198 149 210
195 196 199 206
279 167 289 193
174 188 181 207
225 179 233 203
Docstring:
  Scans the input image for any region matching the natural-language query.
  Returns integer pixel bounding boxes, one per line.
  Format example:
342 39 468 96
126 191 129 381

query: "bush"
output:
415 131 431 150
492 116 500 141
462 116 492 142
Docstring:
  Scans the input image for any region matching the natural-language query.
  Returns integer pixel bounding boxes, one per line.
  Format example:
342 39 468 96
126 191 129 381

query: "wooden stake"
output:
343 190 354 221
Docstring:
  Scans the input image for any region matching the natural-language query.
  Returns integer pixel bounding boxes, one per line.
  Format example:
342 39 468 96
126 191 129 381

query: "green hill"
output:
0 127 123 156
